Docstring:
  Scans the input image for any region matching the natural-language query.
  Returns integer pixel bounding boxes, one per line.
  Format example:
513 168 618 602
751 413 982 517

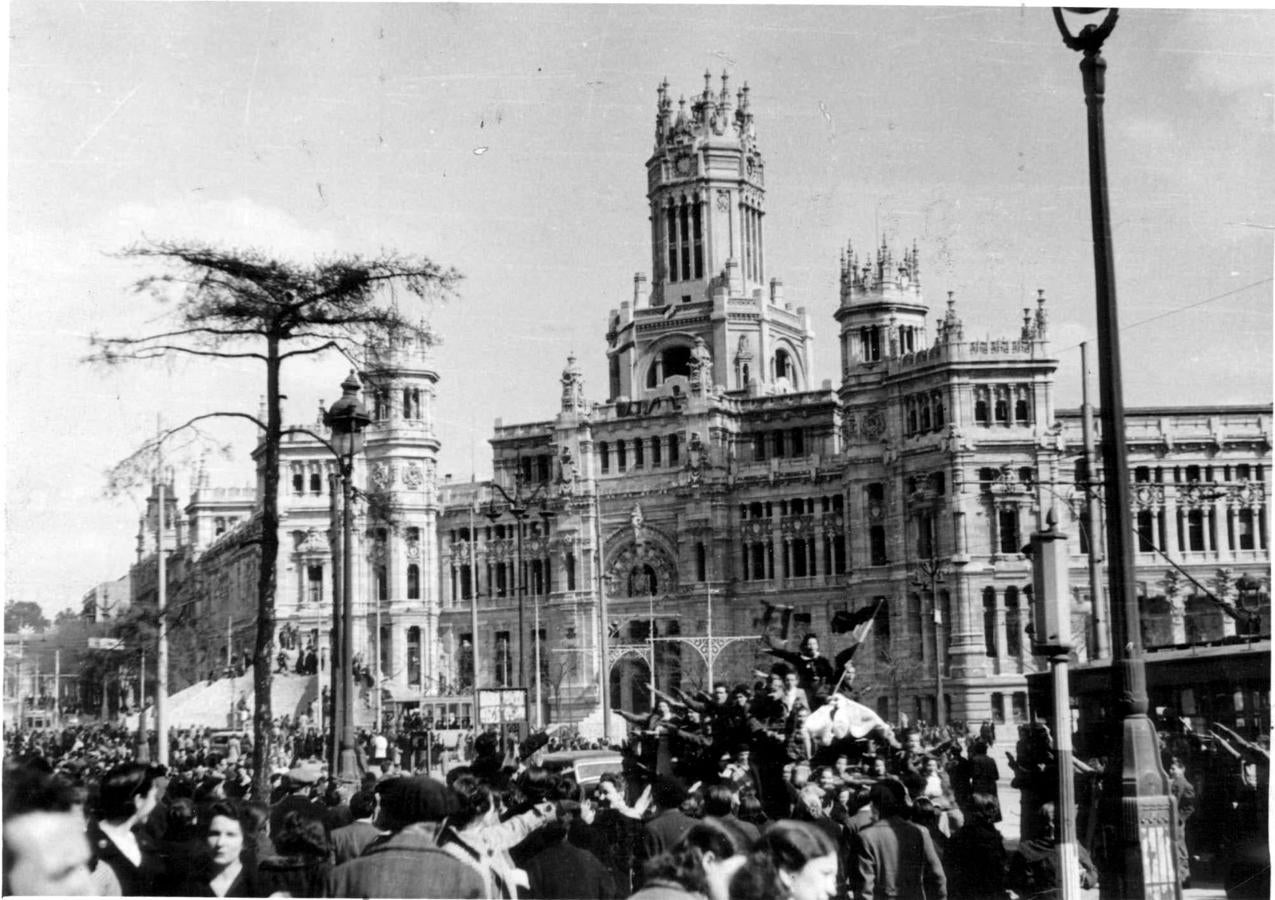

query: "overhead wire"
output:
1054 277 1272 354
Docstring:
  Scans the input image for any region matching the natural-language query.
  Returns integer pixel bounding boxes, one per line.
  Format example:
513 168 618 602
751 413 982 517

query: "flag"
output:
830 599 883 636
832 598 885 671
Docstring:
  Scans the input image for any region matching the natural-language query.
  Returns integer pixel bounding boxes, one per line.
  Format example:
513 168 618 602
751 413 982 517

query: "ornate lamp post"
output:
484 456 554 729
910 557 948 726
1235 574 1265 638
325 371 371 782
1052 10 1180 898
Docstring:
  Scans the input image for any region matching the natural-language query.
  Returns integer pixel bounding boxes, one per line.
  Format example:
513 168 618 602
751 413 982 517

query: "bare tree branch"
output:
278 340 342 362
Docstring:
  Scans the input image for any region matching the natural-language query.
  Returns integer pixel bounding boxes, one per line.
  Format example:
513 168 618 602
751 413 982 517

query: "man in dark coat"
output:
329 790 384 865
268 762 325 837
1168 756 1197 887
852 779 947 900
637 776 697 881
324 776 483 899
524 808 616 899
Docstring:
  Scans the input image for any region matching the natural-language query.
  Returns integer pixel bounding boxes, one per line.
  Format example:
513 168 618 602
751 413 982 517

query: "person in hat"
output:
323 776 483 899
268 760 324 837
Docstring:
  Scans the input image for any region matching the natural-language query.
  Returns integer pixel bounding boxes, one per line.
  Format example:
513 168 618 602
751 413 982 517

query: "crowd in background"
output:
4 621 1270 899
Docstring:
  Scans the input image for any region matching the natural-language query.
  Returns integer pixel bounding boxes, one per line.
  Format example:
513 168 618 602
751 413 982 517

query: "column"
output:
1214 497 1230 555
992 590 1007 676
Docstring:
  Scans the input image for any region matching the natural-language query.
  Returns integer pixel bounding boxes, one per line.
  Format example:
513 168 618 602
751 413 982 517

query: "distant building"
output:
81 573 132 622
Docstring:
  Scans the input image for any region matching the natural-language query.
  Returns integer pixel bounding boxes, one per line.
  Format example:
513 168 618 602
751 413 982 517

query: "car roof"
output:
540 749 622 763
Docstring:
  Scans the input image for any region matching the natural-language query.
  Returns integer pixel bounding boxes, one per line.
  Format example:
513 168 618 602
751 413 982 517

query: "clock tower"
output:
605 72 814 402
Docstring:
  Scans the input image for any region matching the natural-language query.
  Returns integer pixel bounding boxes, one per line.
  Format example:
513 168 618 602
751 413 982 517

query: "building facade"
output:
112 72 1268 734
431 72 1271 730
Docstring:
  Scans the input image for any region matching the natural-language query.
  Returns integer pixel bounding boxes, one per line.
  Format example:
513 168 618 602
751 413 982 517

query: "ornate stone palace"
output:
126 73 1269 731
431 72 1271 728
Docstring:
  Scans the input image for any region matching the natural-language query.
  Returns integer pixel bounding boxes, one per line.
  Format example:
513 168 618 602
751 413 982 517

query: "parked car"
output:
539 750 625 788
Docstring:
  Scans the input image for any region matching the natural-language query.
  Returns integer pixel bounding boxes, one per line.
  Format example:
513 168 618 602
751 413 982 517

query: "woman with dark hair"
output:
256 810 331 898
729 819 839 900
735 792 769 832
177 801 259 897
155 797 205 895
631 820 747 900
946 791 1008 899
438 774 554 899
87 762 167 895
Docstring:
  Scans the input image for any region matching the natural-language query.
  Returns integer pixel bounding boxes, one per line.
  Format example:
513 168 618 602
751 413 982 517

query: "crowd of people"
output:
3 621 1269 899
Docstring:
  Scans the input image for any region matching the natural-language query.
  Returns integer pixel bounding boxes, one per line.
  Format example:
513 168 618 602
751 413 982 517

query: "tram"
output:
1026 637 1270 756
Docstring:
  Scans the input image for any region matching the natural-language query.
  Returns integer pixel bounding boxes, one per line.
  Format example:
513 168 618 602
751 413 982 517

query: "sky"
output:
6 3 1273 618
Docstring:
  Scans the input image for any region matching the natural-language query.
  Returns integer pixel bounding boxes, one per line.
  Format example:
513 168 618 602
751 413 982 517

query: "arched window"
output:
375 566 388 602
1015 397 1029 423
599 441 610 473
668 433 680 464
663 345 693 380
907 405 918 435
565 552 577 591
774 349 792 382
407 564 421 600
933 395 945 429
309 469 321 494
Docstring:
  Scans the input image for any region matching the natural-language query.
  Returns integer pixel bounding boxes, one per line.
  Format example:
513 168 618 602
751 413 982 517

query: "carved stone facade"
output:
435 73 1272 729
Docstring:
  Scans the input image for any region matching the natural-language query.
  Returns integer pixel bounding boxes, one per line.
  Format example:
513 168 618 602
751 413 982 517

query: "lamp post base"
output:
1100 713 1181 900
337 743 361 784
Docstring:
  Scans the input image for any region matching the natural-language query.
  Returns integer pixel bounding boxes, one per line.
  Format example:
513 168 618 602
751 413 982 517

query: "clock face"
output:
675 155 692 176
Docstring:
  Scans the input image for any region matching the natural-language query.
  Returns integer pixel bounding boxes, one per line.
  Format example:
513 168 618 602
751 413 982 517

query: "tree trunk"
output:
252 331 282 799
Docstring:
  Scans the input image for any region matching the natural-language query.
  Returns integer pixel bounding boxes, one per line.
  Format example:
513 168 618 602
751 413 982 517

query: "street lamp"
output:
484 457 554 729
1052 9 1180 898
910 558 947 726
325 370 371 782
1235 574 1265 637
